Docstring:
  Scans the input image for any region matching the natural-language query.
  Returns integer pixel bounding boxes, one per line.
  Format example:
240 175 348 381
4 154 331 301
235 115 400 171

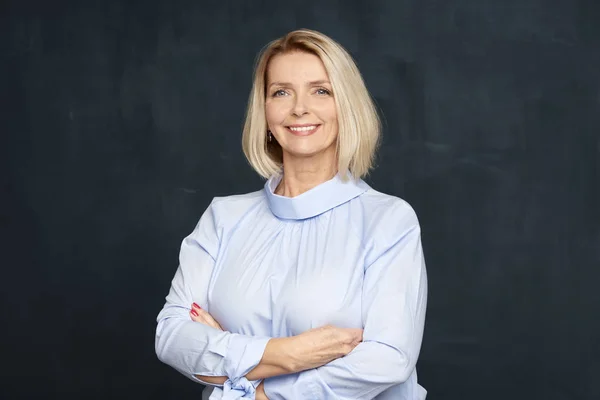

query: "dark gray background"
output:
2 0 599 399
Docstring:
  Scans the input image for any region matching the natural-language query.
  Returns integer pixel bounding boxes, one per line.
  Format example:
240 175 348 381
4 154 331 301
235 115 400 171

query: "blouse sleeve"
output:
155 200 271 398
263 206 428 400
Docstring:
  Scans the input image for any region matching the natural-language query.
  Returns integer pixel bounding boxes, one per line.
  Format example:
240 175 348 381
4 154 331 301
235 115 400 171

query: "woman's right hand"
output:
189 302 224 331
287 325 363 372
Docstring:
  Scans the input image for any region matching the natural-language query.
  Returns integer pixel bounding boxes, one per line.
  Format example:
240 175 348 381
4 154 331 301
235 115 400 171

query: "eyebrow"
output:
268 80 331 88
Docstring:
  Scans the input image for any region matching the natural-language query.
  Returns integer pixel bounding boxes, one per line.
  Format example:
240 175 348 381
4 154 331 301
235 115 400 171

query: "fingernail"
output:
192 302 201 309
191 309 199 317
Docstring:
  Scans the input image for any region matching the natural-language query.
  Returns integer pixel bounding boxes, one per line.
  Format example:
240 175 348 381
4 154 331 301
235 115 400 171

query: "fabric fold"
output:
222 376 260 399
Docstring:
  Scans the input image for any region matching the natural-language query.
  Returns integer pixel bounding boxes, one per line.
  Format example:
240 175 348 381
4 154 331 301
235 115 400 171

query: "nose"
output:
291 95 309 117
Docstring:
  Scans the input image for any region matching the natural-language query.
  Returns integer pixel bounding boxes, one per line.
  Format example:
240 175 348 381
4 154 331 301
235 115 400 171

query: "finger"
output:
212 319 224 331
189 310 204 323
200 311 222 330
190 305 222 330
350 328 363 339
191 304 222 330
189 310 216 327
190 303 211 324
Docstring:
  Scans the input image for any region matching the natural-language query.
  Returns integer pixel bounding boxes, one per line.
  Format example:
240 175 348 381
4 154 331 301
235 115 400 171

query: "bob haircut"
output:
242 29 381 180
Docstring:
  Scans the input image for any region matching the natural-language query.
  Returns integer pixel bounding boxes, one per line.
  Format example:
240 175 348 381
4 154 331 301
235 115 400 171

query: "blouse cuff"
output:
223 334 270 379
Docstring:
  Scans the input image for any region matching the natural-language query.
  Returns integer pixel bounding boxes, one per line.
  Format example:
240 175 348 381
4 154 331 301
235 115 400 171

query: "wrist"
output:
284 335 305 373
256 380 269 400
262 337 302 374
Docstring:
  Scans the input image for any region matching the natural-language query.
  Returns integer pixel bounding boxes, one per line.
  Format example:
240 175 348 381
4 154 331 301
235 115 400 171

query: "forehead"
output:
266 51 329 83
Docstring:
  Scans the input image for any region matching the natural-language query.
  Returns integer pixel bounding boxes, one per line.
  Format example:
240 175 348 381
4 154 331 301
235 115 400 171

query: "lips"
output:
286 124 321 136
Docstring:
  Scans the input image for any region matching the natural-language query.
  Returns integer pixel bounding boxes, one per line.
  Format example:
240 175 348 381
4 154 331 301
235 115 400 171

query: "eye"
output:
315 88 331 96
272 89 288 97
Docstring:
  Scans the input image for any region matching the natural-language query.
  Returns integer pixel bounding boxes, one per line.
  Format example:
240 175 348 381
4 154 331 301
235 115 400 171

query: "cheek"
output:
323 112 338 134
316 102 338 125
265 102 290 124
325 108 339 139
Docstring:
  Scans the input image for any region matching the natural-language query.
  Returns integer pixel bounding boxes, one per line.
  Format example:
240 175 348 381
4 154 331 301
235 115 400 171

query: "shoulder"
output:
359 188 419 226
207 189 266 228
352 186 421 250
211 189 265 208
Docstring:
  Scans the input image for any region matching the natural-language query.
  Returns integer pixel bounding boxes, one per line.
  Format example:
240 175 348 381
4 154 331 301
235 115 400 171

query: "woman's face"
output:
265 51 338 164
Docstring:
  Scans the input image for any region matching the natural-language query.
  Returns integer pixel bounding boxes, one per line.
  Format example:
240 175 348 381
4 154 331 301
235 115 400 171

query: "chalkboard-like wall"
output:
2 1 598 399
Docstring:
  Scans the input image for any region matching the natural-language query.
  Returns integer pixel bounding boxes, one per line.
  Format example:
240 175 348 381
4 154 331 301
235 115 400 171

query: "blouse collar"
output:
264 171 370 220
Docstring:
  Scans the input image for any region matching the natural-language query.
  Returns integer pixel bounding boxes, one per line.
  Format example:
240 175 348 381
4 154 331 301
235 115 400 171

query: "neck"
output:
275 156 337 198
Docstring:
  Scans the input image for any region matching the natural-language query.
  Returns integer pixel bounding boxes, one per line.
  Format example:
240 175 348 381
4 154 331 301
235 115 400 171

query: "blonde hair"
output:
242 29 381 180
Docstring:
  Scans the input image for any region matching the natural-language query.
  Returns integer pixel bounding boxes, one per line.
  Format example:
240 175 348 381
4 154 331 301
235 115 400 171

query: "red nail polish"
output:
191 309 199 317
193 302 201 309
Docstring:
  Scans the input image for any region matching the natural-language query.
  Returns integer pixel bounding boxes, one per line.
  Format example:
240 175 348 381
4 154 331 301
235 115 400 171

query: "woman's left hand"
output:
189 303 224 331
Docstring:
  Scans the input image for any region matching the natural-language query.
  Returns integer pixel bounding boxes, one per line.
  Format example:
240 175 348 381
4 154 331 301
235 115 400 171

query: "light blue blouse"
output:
155 172 428 400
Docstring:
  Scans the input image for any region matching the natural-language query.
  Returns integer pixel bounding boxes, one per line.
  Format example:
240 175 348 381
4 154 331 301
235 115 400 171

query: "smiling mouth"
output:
286 125 321 136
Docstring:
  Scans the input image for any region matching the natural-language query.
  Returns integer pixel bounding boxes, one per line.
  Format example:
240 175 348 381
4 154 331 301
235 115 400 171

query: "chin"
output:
286 148 323 158
278 134 337 159
284 143 337 160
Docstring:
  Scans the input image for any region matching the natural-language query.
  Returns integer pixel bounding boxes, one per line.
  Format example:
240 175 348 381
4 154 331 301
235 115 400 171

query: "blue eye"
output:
316 88 331 95
272 90 287 97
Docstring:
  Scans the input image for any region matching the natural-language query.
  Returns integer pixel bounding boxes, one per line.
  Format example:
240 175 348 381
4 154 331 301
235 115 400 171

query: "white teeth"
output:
289 125 318 132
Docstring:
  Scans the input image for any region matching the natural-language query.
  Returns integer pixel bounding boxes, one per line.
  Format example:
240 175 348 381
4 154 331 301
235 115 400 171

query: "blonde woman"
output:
155 29 428 400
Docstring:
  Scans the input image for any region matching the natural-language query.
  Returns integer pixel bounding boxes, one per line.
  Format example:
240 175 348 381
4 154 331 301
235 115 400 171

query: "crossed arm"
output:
188 302 363 399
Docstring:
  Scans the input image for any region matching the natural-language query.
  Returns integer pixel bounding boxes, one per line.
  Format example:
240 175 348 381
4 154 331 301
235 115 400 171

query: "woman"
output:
155 29 428 400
